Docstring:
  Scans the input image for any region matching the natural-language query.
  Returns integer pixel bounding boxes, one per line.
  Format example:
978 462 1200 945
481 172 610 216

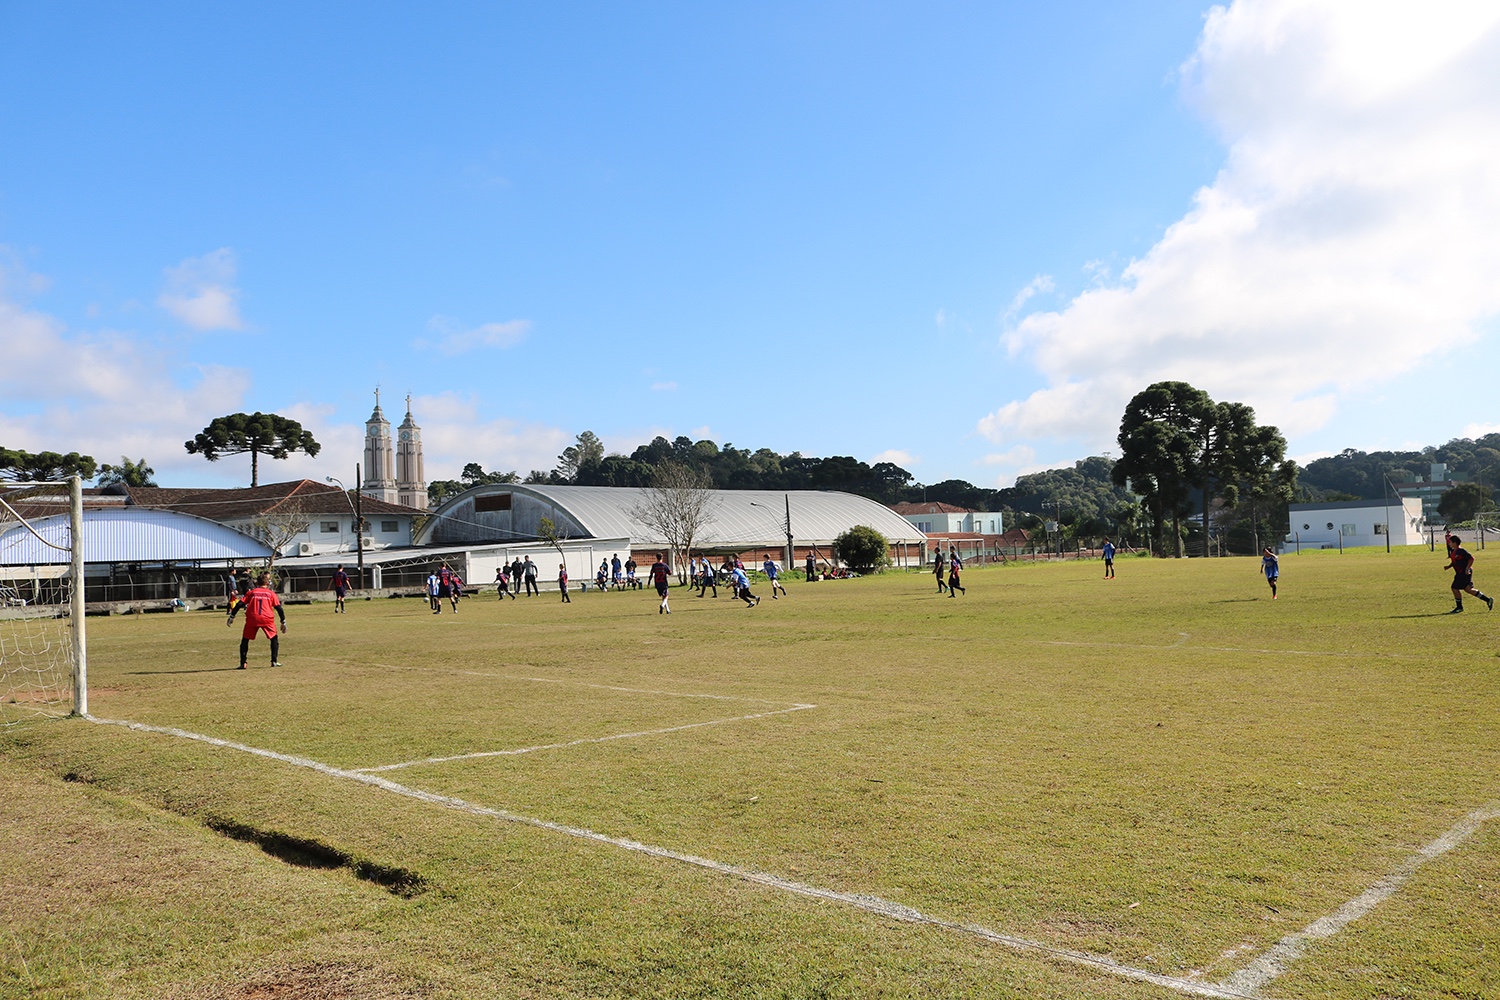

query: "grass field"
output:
3 547 1499 999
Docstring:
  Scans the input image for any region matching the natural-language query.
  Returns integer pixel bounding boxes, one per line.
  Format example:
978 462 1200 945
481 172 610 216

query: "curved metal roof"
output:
0 507 275 565
422 484 924 548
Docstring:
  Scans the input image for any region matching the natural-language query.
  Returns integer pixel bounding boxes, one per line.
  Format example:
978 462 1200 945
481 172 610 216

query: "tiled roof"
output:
2 480 425 525
889 501 973 515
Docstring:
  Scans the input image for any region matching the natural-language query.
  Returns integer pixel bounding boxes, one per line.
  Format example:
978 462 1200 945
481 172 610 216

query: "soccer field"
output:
3 548 1498 999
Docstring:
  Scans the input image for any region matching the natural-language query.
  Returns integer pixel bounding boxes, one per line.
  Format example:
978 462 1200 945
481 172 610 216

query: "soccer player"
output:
226 571 286 669
763 554 787 598
559 563 571 603
947 547 966 597
449 573 463 612
495 566 515 600
330 564 350 613
1261 547 1280 599
1443 537 1494 613
426 568 442 614
934 549 947 593
650 553 672 613
1102 538 1115 580
806 552 816 583
731 563 760 607
698 556 718 598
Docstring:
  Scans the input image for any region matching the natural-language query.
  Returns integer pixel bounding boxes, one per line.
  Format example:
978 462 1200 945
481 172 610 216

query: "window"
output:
320 521 339 533
475 493 512 513
1302 523 1310 530
1341 524 1357 536
1374 523 1387 535
382 520 398 533
1326 522 1335 530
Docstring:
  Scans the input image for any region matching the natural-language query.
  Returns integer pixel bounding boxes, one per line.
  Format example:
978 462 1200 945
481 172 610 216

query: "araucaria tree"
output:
1112 382 1290 557
0 447 98 483
628 462 719 582
185 412 321 486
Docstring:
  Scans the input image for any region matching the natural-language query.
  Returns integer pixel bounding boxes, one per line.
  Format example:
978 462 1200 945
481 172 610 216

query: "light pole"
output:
327 467 365 589
748 497 795 573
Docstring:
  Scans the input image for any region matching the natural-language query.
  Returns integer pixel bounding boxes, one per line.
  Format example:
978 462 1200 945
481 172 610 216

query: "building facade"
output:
1287 496 1424 549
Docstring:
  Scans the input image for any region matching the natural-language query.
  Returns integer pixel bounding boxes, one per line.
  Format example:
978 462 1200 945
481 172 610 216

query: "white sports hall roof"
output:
420 485 924 549
0 507 274 565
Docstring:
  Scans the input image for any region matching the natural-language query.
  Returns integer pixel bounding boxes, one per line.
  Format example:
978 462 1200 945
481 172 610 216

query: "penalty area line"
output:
84 713 1254 999
352 703 819 773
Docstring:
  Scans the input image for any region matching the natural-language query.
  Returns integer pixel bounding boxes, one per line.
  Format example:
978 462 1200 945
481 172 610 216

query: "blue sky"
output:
3 2 1498 490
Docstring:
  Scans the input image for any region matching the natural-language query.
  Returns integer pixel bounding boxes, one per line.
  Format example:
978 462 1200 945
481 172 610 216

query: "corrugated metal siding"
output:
0 508 274 565
426 485 925 548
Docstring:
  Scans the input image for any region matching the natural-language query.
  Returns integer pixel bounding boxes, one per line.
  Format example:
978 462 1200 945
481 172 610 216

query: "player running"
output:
226 572 286 669
650 553 672 614
1443 537 1494 613
731 563 760 607
763 554 787 598
947 547 966 597
1261 547 1279 599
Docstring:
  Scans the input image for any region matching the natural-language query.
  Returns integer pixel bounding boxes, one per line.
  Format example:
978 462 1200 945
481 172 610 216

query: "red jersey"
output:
1450 547 1475 574
243 586 282 627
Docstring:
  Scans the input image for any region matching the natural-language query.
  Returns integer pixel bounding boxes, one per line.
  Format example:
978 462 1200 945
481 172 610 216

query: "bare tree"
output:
629 462 719 582
246 512 313 572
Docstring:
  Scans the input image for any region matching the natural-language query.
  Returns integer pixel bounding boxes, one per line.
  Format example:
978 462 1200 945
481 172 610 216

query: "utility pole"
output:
355 463 365 589
784 493 795 575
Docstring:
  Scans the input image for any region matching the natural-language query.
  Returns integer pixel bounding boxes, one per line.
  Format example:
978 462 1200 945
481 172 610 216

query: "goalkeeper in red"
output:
227 571 287 668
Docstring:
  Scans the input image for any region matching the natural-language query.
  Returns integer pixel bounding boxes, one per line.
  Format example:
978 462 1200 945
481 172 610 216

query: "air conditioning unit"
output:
359 538 374 550
298 542 315 556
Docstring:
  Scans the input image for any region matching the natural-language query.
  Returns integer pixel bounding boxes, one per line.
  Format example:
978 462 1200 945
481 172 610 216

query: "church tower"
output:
362 389 398 504
396 395 427 510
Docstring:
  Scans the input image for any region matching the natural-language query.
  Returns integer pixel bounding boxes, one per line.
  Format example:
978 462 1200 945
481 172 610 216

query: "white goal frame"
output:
0 475 88 717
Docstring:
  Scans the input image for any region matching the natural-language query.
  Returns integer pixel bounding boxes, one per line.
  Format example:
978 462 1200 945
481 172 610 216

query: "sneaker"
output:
1488 596 1495 611
1449 606 1464 614
754 597 761 606
271 661 282 668
238 663 247 670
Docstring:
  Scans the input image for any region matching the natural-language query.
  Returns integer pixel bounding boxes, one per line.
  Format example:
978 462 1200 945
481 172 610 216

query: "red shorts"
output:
242 621 278 640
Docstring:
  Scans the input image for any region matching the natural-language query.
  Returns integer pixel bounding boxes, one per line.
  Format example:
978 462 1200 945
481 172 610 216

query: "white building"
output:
889 501 1003 536
1287 497 1424 550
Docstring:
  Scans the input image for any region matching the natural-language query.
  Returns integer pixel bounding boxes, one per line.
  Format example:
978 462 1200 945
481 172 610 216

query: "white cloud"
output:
1001 275 1054 329
650 381 678 392
871 449 917 467
420 316 530 355
1462 423 1500 439
158 248 244 330
981 1 1500 451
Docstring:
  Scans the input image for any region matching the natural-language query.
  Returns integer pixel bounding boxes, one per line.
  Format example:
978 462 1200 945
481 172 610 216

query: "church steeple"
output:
362 387 398 504
396 394 426 510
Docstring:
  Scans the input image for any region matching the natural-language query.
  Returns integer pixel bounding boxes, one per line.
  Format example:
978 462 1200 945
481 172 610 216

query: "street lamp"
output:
748 497 795 576
326 466 365 588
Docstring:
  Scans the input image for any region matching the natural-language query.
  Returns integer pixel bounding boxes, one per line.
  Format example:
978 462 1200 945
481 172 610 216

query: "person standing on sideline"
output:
227 571 286 668
1102 538 1116 580
426 568 442 614
1444 537 1494 613
523 556 539 596
510 557 524 593
1261 547 1280 599
650 552 673 613
330 564 350 613
947 547 966 596
934 549 947 593
732 563 760 607
806 551 817 583
611 553 623 589
763 554 787 598
558 563 571 603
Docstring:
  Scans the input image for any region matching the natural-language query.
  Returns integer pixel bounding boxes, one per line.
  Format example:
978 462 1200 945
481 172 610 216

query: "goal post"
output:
0 475 87 723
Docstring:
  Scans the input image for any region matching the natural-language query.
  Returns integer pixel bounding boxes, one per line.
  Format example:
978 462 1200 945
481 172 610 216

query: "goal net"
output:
0 480 86 724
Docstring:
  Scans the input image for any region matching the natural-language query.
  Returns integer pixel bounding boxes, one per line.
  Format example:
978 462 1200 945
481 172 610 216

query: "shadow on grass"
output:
1385 612 1460 619
127 668 242 675
1210 598 1261 603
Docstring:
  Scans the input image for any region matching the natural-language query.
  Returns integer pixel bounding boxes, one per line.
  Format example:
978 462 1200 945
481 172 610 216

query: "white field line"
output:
1213 801 1500 996
84 713 1250 999
83 714 1500 999
362 660 796 706
353 704 818 773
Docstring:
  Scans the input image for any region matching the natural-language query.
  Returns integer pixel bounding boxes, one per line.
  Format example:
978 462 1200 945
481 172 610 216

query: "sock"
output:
270 637 280 662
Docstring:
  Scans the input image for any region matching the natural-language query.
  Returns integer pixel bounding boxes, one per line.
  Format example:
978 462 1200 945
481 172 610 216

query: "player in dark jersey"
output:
650 553 672 614
226 571 287 668
330 564 350 614
1443 538 1494 613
